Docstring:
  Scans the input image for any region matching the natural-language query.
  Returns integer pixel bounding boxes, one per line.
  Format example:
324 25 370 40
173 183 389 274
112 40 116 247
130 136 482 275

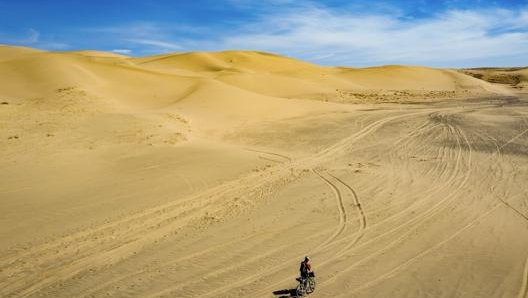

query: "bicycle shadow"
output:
272 288 297 298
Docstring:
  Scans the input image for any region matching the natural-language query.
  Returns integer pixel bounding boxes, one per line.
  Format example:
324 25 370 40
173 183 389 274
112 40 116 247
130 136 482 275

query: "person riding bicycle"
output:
299 256 312 286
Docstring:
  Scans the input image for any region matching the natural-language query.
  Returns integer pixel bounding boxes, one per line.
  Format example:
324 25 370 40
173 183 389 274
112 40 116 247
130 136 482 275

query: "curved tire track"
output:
327 172 367 252
518 254 528 298
311 169 348 250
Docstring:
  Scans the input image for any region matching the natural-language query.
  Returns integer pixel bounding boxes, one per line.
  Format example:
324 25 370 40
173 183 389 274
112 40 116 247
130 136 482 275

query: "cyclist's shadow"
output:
272 288 297 298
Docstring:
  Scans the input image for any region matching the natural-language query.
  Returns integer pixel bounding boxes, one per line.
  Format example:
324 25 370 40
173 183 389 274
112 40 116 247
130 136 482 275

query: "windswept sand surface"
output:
1 46 528 298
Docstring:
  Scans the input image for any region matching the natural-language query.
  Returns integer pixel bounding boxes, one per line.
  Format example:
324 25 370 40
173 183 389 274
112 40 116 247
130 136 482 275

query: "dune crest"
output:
0 45 510 107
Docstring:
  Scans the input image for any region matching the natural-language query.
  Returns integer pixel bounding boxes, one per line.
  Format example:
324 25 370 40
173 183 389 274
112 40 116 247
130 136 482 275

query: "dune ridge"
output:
0 46 511 105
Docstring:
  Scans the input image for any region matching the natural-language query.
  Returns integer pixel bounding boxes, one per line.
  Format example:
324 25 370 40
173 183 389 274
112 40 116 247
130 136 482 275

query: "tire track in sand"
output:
311 169 348 250
243 148 292 163
0 163 305 297
311 117 462 258
337 204 501 298
518 254 528 298
327 172 367 252
76 227 312 298
192 168 354 298
315 115 475 292
248 171 366 298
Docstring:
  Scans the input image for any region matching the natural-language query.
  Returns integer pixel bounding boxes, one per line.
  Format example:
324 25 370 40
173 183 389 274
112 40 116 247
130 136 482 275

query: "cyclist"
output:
299 256 312 286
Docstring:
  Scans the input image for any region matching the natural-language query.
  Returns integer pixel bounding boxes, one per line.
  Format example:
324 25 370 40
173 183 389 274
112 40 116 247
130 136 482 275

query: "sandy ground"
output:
1 46 528 298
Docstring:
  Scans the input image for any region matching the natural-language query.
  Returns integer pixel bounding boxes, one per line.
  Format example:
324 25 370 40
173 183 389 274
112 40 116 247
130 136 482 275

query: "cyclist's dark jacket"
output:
300 261 312 278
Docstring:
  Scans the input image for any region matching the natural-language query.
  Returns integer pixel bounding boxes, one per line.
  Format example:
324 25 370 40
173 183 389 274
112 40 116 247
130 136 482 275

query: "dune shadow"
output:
272 288 297 297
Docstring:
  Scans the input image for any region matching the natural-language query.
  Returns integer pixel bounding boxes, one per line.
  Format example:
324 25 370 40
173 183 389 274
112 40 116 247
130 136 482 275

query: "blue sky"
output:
1 0 527 67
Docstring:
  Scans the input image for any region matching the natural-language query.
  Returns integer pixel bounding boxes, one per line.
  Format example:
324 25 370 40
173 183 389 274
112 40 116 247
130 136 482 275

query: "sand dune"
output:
461 67 528 94
0 45 43 62
1 46 528 298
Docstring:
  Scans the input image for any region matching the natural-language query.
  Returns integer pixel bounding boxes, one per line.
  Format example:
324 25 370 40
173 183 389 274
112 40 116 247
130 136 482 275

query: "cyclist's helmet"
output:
305 256 310 261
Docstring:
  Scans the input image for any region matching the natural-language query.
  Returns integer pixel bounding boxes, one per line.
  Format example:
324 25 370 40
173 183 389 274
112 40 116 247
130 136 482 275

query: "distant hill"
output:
0 45 515 109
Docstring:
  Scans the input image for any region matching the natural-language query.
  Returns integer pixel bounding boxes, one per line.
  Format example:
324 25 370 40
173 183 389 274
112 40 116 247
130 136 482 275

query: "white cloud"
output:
83 22 190 54
86 22 164 38
74 4 528 66
209 5 528 67
25 28 40 44
0 28 69 50
112 49 132 54
4 28 40 44
37 42 69 50
127 39 181 50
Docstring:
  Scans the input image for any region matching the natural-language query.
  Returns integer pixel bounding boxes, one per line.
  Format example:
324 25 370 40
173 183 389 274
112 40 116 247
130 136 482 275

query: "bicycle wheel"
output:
307 277 316 293
296 283 305 297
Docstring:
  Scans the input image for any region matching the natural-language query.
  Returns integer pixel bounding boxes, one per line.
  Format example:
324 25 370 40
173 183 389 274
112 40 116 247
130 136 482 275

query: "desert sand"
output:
1 45 527 298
